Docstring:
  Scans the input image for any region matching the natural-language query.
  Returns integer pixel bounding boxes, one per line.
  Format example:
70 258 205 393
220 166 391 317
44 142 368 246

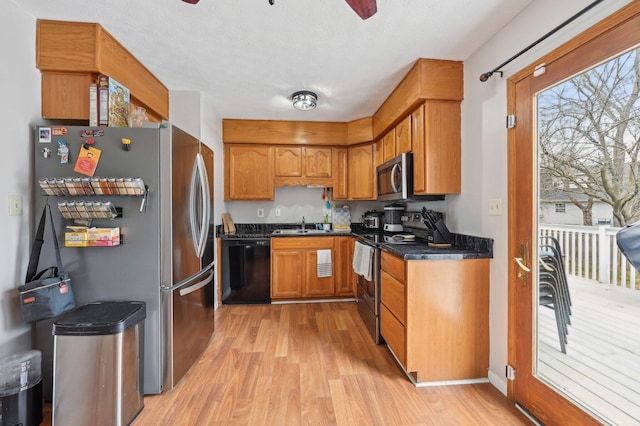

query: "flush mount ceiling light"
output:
292 91 318 111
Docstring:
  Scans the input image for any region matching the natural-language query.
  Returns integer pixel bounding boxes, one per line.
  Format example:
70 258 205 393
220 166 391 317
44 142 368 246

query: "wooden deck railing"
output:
539 224 638 290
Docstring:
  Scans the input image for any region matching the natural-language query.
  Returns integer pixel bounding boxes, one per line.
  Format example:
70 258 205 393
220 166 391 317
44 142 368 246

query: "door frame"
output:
507 0 640 421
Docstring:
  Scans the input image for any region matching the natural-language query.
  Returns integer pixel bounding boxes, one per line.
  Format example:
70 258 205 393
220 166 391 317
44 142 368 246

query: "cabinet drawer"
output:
272 236 334 250
380 304 406 366
380 271 405 324
381 251 405 282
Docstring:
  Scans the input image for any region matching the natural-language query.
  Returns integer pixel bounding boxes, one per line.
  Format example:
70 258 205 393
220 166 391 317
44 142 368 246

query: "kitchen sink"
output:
272 229 333 235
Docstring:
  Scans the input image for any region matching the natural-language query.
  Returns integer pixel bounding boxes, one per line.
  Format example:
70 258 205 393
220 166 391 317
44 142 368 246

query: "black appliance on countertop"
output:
221 236 271 304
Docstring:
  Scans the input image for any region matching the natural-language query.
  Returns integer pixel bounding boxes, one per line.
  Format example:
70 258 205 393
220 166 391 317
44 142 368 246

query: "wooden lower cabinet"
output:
271 237 333 299
271 249 304 298
379 251 490 383
334 236 355 296
271 236 355 299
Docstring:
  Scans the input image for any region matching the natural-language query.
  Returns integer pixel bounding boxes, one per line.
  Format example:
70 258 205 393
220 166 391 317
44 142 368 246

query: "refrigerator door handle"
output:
196 153 211 258
189 153 211 258
162 264 213 292
179 271 213 296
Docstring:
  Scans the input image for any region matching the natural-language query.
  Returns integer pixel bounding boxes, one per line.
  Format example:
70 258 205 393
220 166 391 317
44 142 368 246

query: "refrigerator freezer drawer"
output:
161 266 215 391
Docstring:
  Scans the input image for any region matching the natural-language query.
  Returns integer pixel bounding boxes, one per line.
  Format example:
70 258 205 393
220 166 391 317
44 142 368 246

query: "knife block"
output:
423 219 454 244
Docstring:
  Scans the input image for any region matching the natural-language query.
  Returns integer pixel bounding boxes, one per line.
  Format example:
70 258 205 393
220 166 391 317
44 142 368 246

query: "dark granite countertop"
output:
352 230 493 260
217 224 493 261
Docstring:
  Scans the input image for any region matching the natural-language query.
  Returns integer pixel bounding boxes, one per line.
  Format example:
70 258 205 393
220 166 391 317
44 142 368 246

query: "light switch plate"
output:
9 195 22 216
257 208 264 218
489 198 503 216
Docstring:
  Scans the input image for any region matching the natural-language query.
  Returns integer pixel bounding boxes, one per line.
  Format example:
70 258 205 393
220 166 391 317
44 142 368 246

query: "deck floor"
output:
538 276 640 425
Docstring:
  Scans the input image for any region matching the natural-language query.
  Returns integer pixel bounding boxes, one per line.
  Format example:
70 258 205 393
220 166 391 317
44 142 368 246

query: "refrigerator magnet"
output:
39 127 51 143
73 145 102 176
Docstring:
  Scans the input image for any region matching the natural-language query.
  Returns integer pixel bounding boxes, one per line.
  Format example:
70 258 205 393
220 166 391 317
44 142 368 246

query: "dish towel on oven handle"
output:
317 249 333 278
352 241 374 281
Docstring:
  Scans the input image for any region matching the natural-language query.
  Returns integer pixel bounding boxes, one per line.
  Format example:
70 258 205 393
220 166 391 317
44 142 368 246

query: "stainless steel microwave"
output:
376 152 414 201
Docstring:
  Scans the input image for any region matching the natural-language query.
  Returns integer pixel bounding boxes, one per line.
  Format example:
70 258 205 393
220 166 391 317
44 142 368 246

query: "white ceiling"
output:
16 0 534 122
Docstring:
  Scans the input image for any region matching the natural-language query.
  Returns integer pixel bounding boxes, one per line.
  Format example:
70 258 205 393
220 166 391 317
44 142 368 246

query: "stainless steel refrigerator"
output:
33 123 215 397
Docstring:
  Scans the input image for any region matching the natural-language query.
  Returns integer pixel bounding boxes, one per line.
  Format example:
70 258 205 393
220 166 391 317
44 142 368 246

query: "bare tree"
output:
538 47 640 226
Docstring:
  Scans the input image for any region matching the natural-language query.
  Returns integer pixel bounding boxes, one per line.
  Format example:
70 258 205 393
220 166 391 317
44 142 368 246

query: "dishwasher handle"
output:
224 239 271 247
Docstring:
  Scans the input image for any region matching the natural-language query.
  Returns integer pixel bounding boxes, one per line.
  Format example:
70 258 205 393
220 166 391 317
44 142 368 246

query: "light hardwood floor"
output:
42 302 532 425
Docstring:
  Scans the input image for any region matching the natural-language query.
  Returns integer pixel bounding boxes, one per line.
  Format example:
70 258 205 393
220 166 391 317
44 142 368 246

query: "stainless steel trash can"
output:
52 301 146 426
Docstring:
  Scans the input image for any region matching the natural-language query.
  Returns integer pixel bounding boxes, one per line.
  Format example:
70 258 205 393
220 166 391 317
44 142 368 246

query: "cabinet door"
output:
275 147 303 177
332 148 349 200
348 144 375 200
414 101 461 195
305 147 332 177
271 249 304 298
224 145 274 200
395 115 412 154
382 129 396 163
374 138 384 167
334 237 355 296
304 249 335 297
411 104 426 193
41 73 95 120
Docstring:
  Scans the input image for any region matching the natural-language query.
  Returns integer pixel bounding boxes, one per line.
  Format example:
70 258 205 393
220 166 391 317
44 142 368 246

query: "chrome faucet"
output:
301 216 306 230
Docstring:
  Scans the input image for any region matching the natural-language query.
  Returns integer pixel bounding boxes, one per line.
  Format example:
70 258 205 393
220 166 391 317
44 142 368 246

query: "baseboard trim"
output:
386 344 490 387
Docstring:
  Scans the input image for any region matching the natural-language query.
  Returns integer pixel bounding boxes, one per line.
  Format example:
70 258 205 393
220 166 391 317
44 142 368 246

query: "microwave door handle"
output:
390 163 401 193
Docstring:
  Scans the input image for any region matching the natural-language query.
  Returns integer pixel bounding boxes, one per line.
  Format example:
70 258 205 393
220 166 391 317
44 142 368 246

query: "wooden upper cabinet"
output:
305 147 332 177
332 148 349 200
382 129 396 163
374 139 384 168
413 101 461 195
412 104 427 194
274 147 333 186
36 20 169 122
372 59 463 138
275 147 303 177
395 115 412 154
381 116 412 165
224 145 274 200
348 143 375 200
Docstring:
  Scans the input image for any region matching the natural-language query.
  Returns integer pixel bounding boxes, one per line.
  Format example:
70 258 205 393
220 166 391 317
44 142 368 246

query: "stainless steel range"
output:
354 237 382 344
354 211 443 343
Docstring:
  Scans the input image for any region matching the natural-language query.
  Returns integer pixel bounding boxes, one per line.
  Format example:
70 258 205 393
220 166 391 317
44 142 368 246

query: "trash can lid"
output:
53 301 146 336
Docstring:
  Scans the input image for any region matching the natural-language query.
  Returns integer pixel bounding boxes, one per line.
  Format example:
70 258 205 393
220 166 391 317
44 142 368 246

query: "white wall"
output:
225 187 450 227
459 0 634 394
0 0 40 357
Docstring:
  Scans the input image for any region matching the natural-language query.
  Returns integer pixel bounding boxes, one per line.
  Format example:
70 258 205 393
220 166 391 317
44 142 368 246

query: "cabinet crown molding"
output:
222 58 463 146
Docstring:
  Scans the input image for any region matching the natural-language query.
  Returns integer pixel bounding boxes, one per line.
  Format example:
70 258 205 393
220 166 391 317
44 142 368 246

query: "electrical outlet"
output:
275 208 281 217
8 195 22 216
257 208 264 218
489 198 503 216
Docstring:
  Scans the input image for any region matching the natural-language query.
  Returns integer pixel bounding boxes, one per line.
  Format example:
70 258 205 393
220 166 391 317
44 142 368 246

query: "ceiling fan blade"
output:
182 0 200 3
344 0 377 20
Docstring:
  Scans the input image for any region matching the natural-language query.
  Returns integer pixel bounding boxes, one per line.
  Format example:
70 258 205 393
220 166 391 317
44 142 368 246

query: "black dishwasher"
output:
221 237 271 304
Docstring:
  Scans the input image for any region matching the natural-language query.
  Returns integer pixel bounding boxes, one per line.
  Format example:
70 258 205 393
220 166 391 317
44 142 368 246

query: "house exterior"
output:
539 189 614 225
0 0 634 405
